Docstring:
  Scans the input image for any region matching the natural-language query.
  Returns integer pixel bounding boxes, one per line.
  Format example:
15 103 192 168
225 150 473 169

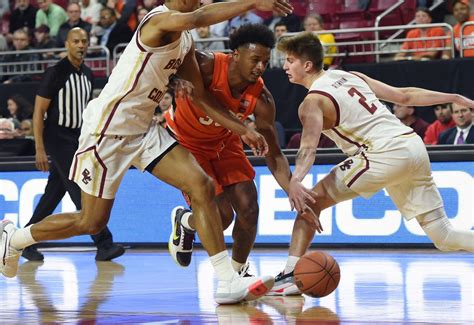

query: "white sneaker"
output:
168 206 195 267
266 271 302 296
0 220 22 278
215 272 275 305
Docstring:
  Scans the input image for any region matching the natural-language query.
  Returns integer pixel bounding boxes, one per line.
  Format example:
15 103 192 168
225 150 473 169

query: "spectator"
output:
56 3 92 48
0 0 10 18
395 8 448 61
36 0 68 38
0 35 7 51
95 7 133 54
19 119 34 138
393 103 429 138
264 10 302 33
270 21 287 68
1 29 40 84
109 0 138 33
424 103 456 145
0 118 15 139
447 0 474 58
4 94 33 126
197 0 229 37
8 0 37 42
136 7 149 24
154 89 174 127
138 0 158 12
33 25 55 51
228 11 263 35
79 0 103 25
194 25 226 51
303 13 337 68
438 104 473 144
22 27 125 261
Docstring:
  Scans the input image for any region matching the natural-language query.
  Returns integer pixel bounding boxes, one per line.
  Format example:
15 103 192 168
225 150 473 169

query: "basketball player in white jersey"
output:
268 32 474 296
0 0 294 304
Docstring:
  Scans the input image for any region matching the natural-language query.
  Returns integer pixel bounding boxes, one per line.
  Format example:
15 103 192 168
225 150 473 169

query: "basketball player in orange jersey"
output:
166 24 318 275
0 0 295 305
270 32 474 296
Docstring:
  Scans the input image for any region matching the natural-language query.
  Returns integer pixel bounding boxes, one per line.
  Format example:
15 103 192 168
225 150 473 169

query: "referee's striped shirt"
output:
37 57 94 130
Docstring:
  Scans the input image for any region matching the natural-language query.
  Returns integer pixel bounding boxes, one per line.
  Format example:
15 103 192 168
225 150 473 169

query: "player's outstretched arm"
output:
146 0 292 34
352 71 474 108
254 87 292 192
289 95 323 213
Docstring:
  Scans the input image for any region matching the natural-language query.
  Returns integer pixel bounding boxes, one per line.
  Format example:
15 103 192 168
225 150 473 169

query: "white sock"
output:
10 225 36 250
180 211 195 231
284 255 300 274
231 259 244 272
210 250 234 281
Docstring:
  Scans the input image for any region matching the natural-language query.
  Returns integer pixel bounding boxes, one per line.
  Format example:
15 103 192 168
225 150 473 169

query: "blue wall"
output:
0 161 472 244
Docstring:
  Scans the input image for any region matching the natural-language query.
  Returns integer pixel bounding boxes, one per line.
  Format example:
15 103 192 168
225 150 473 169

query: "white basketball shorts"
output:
69 122 177 199
326 133 443 220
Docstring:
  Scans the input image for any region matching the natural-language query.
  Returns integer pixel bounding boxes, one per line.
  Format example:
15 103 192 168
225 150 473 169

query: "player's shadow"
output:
18 260 125 323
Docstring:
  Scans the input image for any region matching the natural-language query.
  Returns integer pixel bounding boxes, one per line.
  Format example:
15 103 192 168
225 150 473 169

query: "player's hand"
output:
300 207 323 233
288 178 317 213
255 0 293 16
170 78 194 100
453 94 474 109
35 148 49 172
241 129 268 156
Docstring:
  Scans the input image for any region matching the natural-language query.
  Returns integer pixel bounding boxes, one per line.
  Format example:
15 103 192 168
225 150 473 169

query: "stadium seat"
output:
339 20 375 40
336 0 367 22
306 0 342 23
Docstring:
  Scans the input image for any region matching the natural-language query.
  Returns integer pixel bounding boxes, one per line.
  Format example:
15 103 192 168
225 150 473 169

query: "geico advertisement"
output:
0 161 472 244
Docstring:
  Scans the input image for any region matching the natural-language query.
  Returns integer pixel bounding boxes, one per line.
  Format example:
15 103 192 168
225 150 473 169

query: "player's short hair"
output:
229 24 275 50
277 32 324 71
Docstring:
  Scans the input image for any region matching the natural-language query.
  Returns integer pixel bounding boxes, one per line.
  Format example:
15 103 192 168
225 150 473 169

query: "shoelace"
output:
238 262 253 277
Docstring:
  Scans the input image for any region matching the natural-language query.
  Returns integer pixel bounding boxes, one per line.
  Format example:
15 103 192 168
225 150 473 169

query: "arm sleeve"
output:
37 68 58 99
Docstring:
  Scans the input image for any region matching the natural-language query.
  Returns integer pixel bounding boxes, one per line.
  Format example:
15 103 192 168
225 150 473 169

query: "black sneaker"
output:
168 206 195 267
95 244 125 261
22 245 44 261
266 271 301 296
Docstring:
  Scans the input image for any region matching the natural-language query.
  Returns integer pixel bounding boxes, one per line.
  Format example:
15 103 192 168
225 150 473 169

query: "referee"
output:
23 27 125 261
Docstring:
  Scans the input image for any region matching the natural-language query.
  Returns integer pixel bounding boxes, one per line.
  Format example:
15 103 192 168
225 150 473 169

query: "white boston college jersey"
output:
82 5 193 136
310 70 413 156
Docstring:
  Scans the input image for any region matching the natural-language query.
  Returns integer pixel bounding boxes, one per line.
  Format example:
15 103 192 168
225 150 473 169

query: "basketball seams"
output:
294 251 341 297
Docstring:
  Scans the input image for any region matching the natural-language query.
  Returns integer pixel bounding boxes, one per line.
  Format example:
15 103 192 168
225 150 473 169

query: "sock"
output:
10 225 36 250
180 211 195 231
284 255 300 274
210 250 234 281
231 259 244 273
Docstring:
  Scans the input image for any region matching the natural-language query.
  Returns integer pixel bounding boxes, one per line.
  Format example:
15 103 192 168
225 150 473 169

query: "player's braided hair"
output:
229 24 276 50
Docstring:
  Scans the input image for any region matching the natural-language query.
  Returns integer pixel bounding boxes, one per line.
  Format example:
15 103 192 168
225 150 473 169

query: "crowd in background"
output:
0 0 473 151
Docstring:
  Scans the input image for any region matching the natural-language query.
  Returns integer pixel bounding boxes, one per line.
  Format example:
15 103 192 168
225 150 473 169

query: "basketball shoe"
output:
238 262 254 277
168 206 195 267
214 272 275 304
0 220 22 278
267 271 301 296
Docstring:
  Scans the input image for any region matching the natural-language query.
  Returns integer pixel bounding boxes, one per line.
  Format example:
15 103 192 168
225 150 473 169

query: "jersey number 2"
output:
348 87 377 114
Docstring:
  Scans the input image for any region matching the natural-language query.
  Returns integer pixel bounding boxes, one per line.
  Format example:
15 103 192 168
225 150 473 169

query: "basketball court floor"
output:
0 248 472 324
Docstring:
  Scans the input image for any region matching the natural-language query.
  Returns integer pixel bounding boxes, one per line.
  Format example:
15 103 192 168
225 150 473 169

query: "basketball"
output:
294 251 340 298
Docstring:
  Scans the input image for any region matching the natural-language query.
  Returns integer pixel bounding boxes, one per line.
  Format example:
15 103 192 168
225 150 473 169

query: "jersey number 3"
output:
348 87 377 114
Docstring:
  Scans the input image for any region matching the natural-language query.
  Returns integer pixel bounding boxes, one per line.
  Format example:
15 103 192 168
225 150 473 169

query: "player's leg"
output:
416 208 474 252
148 143 275 303
268 170 351 296
222 180 259 275
22 164 66 261
387 135 474 252
0 192 114 278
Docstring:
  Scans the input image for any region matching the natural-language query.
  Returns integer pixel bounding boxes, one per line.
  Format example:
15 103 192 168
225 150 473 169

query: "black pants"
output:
25 127 113 249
